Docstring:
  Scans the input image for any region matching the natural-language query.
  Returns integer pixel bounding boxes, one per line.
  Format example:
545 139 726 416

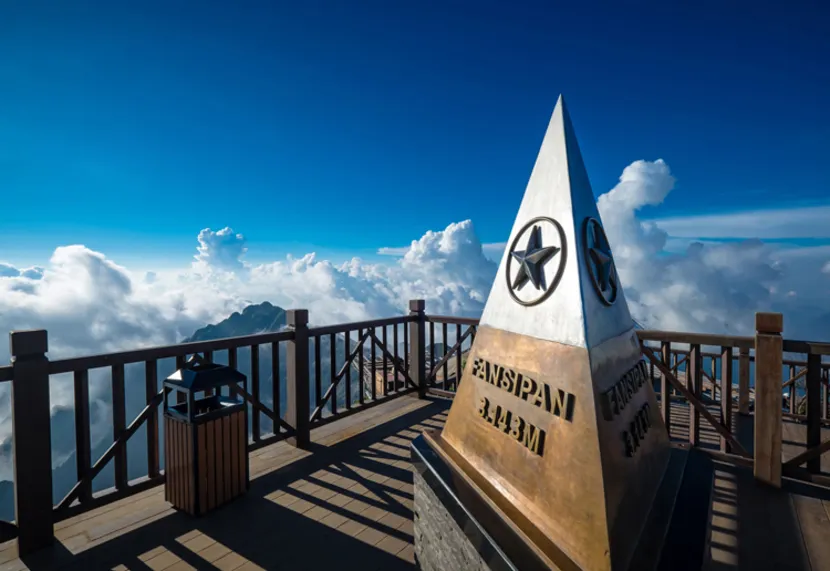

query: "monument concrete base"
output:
412 432 710 571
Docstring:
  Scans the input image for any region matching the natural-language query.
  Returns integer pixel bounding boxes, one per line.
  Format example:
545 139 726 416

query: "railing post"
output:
285 310 311 449
754 312 783 488
738 347 751 415
408 300 427 399
805 352 822 473
9 330 54 555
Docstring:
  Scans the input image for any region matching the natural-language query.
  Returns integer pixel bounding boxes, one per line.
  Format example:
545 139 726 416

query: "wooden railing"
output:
2 303 829 555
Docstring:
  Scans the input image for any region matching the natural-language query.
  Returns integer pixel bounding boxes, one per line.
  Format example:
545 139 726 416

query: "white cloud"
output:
379 239 506 261
0 262 44 279
597 161 830 337
194 227 248 272
650 204 830 240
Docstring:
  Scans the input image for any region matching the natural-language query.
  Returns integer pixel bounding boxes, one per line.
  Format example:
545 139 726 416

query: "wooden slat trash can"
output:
163 355 249 516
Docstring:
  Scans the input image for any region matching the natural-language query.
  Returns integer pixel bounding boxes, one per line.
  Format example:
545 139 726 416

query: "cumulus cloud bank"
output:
0 159 829 481
597 160 830 336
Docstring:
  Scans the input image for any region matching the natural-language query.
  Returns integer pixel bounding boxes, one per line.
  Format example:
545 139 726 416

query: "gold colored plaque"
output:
438 327 670 571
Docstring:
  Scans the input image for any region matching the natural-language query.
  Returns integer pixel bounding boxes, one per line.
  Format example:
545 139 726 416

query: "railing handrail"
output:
12 319 827 380
47 330 297 375
637 330 755 349
307 314 413 337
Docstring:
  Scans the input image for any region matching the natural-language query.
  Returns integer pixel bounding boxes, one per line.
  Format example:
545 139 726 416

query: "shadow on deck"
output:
0 397 451 571
662 398 830 571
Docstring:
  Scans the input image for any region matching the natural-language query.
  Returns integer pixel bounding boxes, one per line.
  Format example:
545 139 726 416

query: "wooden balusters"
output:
721 347 733 453
429 321 435 375
738 347 751 415
358 330 365 405
112 363 128 490
74 369 92 504
455 324 462 392
370 328 377 399
271 341 281 430
806 352 822 473
329 333 337 415
228 348 238 399
442 322 449 387
203 350 214 396
660 341 672 428
145 360 160 479
251 344 260 442
381 326 388 398
789 365 797 414
345 331 352 407
688 344 702 446
409 300 427 398
393 324 400 393
314 336 322 411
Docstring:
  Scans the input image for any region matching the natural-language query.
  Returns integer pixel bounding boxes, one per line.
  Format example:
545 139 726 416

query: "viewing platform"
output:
1 304 829 570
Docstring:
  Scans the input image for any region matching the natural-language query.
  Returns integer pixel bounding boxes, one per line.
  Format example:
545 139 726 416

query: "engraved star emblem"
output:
585 218 618 305
510 225 560 291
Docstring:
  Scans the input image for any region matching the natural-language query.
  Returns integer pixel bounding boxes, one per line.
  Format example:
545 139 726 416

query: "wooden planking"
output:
792 494 830 571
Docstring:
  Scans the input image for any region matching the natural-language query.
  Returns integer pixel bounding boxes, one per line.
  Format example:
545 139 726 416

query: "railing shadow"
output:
704 460 815 571
18 398 450 571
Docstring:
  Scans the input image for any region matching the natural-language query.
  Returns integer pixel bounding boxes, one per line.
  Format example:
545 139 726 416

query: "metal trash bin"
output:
163 355 249 516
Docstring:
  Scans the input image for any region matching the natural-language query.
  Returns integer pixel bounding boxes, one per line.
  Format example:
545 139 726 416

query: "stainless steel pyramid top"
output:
480 95 635 350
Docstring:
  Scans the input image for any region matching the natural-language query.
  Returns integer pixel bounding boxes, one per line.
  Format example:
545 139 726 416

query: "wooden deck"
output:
1 396 829 571
0 397 450 571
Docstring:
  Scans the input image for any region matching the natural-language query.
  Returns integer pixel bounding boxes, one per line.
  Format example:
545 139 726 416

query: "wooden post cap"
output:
409 299 425 312
755 312 783 335
9 330 48 359
287 309 309 327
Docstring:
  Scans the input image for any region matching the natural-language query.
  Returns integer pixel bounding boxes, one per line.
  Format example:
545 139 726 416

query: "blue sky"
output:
2 1 828 269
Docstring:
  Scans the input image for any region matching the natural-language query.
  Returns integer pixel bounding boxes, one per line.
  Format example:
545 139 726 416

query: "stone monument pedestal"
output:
413 431 708 571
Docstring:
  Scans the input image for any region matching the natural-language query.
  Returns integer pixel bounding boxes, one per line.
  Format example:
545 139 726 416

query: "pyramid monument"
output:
420 96 672 571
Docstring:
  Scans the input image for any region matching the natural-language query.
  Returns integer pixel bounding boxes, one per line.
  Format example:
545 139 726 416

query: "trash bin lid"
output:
164 354 247 392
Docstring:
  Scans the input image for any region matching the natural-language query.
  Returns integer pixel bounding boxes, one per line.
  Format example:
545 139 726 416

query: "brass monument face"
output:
429 96 672 571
